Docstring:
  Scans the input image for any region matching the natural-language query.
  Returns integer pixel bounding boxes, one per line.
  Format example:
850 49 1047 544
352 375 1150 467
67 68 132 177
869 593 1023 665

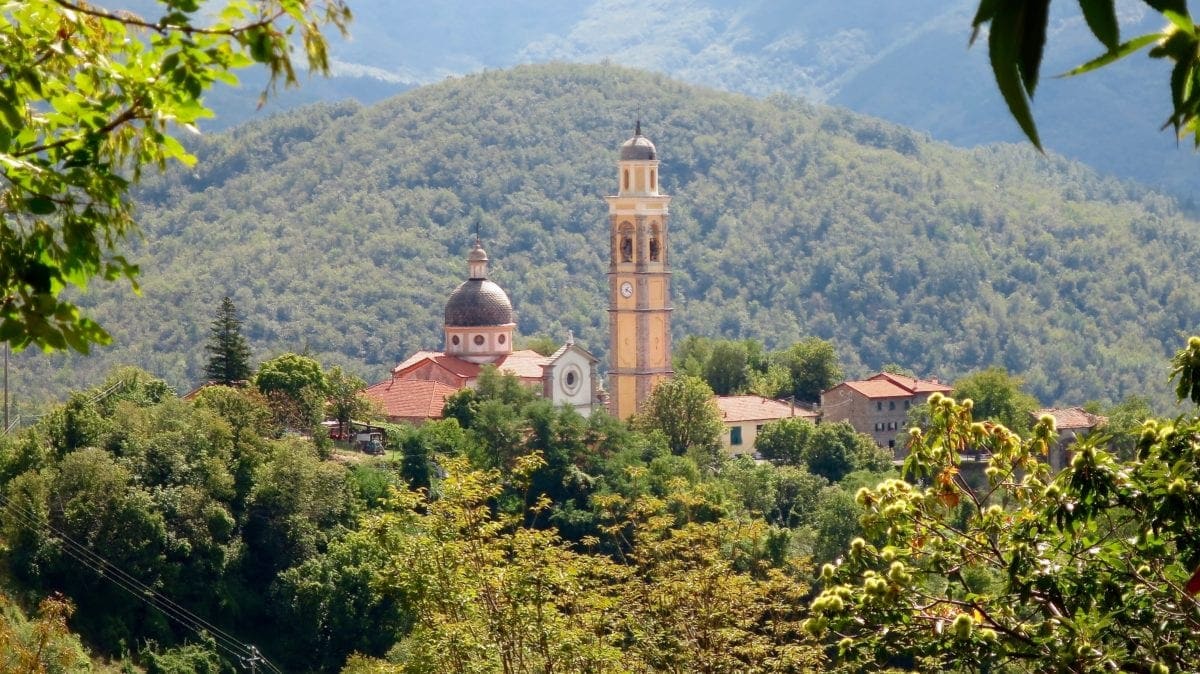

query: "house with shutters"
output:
820 372 953 449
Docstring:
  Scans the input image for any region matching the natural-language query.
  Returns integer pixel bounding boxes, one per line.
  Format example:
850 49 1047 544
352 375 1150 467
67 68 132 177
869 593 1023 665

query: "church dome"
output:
444 281 513 326
444 238 513 326
620 121 657 160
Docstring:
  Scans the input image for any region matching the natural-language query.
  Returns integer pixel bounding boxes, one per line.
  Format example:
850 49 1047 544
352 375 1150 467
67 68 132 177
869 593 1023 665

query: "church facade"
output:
362 125 672 423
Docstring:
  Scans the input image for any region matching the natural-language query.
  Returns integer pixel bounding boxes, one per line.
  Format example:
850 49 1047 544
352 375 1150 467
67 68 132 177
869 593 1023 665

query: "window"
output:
619 223 634 262
904 400 911 410
650 169 657 190
876 401 883 411
565 371 576 387
451 335 460 346
623 169 630 191
498 334 505 344
473 335 485 346
649 224 661 262
888 440 895 449
756 425 763 433
889 401 896 411
730 426 743 446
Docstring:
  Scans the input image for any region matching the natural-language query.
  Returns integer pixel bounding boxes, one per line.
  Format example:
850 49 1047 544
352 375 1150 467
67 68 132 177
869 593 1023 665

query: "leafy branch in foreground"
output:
807 336 1200 672
0 0 350 352
973 0 1200 150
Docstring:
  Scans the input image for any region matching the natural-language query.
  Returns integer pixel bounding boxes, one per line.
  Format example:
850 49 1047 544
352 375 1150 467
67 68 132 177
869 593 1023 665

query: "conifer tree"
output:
204 297 252 386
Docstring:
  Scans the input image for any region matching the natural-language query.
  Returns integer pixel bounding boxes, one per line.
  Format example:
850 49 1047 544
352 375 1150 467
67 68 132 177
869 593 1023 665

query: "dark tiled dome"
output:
620 135 657 161
444 280 513 327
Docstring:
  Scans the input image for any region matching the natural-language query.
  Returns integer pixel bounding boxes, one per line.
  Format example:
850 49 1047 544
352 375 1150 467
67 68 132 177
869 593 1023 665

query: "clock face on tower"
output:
620 281 633 298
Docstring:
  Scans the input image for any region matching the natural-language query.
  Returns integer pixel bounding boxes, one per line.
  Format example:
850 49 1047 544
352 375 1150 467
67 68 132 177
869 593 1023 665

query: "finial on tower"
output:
635 118 641 136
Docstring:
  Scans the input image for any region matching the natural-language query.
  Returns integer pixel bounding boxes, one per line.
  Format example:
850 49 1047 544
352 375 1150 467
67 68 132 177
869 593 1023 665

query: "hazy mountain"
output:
170 0 1195 196
8 65 1197 417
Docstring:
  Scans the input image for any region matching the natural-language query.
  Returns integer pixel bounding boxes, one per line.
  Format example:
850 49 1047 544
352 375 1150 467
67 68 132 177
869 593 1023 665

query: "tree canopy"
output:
0 0 350 353
808 340 1200 672
634 375 725 469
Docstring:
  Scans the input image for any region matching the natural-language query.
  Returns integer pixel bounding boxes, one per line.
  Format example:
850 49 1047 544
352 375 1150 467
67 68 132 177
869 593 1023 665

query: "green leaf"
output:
971 0 1000 45
1061 33 1161 76
1144 0 1190 18
1163 9 1196 36
989 1 1044 149
1017 0 1052 96
1170 58 1192 125
1078 0 1120 49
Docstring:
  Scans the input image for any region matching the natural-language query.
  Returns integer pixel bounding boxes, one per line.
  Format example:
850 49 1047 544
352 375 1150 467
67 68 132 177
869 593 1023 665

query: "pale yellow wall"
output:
615 314 636 368
614 376 636 419
648 278 664 303
648 314 666 365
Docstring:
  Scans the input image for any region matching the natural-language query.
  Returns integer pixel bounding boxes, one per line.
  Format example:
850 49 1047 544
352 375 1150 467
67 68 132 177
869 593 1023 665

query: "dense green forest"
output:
0 363 888 671
3 345 1199 671
6 63 1198 416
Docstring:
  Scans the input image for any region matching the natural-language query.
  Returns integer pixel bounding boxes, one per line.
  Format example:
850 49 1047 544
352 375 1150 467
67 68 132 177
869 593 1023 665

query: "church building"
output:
362 237 601 422
362 124 673 423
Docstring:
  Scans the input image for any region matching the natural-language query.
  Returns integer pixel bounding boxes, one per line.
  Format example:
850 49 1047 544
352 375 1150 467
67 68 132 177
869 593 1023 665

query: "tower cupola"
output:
617 120 661 196
619 120 658 161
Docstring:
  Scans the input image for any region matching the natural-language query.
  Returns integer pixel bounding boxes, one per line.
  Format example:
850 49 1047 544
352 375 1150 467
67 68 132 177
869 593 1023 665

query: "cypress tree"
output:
204 296 252 385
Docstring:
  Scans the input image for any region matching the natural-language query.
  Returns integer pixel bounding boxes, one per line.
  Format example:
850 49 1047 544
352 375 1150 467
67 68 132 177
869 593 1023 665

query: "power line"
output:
0 494 281 673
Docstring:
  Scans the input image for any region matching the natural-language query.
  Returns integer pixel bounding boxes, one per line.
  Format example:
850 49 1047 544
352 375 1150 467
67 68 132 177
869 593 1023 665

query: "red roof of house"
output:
362 378 461 421
491 350 552 380
714 395 819 423
391 349 549 382
1035 407 1108 430
868 372 954 393
831 372 953 400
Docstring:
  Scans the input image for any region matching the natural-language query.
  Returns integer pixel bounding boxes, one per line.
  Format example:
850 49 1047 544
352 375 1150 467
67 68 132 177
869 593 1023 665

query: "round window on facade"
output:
474 334 485 346
451 335 460 346
561 365 582 395
498 334 506 344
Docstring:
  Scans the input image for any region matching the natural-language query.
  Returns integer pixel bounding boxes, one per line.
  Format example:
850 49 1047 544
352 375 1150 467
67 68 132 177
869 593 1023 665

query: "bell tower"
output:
606 122 673 419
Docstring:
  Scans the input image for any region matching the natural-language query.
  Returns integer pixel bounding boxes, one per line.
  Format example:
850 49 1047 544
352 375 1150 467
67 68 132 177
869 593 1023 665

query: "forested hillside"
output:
181 0 1200 195
7 63 1198 414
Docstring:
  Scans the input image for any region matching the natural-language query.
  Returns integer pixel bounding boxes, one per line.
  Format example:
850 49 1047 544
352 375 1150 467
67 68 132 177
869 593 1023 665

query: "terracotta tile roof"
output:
1035 407 1108 430
714 395 819 423
868 372 954 394
392 349 550 383
362 378 461 421
836 373 954 399
491 350 551 380
392 351 479 379
374 349 554 421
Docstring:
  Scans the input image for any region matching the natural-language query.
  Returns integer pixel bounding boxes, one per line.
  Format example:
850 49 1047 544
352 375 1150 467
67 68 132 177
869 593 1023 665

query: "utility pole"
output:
3 342 8 433
241 645 263 673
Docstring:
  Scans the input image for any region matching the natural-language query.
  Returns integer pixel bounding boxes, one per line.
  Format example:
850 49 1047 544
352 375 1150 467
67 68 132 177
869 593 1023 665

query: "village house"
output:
714 394 820 456
1033 407 1107 472
820 372 953 449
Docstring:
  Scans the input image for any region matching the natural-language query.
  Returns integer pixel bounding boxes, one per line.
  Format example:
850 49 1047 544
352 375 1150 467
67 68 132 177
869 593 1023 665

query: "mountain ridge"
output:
8 63 1197 415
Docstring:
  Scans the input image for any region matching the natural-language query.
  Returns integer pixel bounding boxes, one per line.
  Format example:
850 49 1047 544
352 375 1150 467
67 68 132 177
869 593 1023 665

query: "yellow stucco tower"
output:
607 122 673 419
